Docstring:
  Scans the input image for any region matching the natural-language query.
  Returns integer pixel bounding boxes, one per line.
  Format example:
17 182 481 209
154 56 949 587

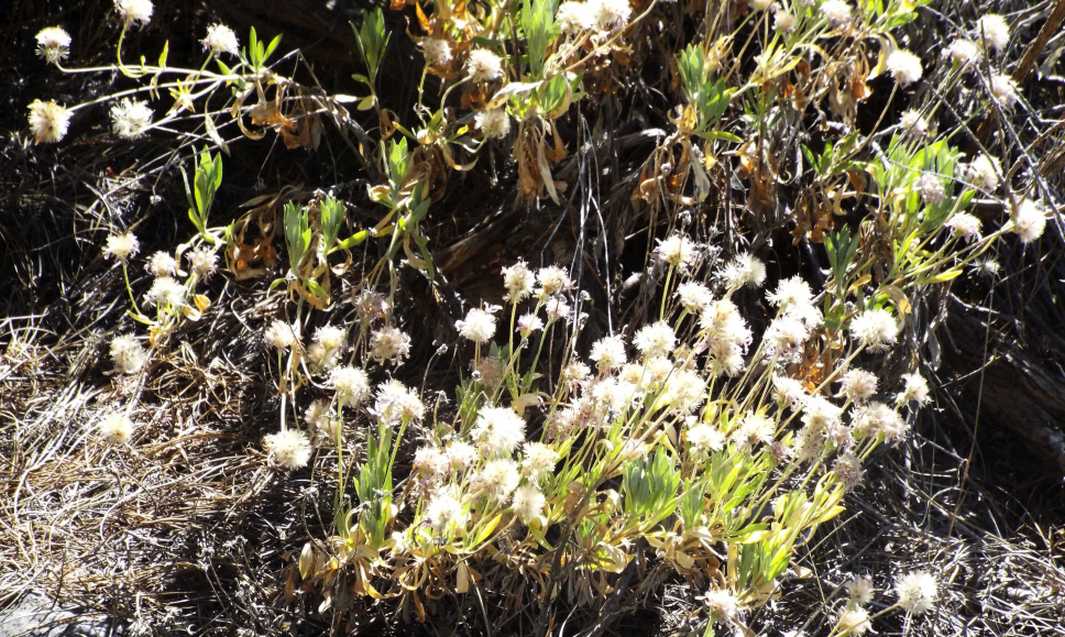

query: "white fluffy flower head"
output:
886 49 923 86
502 260 535 302
103 231 140 261
511 484 546 524
467 48 503 82
456 306 498 344
588 0 632 32
186 247 218 277
472 405 526 456
422 38 453 67
964 153 1001 191
975 14 1009 52
27 99 72 144
36 27 72 65
115 0 154 27
110 334 147 374
897 372 931 406
1011 199 1048 244
774 10 797 33
989 73 1019 108
945 212 982 240
145 276 185 306
557 2 596 34
202 23 239 57
110 98 153 138
655 234 698 271
369 326 412 365
820 0 852 26
946 38 980 66
676 281 713 313
849 308 898 351
373 380 426 424
264 429 312 470
98 412 136 444
900 109 929 137
895 571 938 614
634 321 676 359
425 487 468 533
147 251 177 277
722 253 767 289
264 320 296 350
837 368 878 403
332 366 370 407
589 334 628 371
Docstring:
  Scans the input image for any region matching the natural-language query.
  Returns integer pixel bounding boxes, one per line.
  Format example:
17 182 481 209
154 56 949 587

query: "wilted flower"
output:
264 320 296 350
820 0 852 26
147 251 177 277
475 108 511 139
466 48 503 82
511 485 546 524
36 27 72 65
27 99 72 144
471 405 526 456
98 412 136 444
895 571 938 614
103 231 140 261
202 23 239 56
456 306 498 344
263 429 312 470
975 14 1009 52
332 366 370 407
655 234 697 271
886 49 923 86
1011 198 1048 244
421 38 452 66
989 73 1020 108
110 334 147 374
849 308 898 351
369 326 412 365
109 98 153 138
373 380 426 424
115 0 154 27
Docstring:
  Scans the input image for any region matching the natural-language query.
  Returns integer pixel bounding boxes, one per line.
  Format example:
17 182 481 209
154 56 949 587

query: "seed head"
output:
27 99 72 144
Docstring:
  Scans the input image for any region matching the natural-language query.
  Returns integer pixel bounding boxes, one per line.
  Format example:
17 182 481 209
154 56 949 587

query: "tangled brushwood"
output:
4 0 1065 634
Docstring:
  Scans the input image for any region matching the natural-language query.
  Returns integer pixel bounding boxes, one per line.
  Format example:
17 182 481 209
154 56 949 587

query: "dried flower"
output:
475 108 511 139
421 38 452 66
110 334 147 374
27 99 72 144
1011 198 1048 244
846 575 875 605
886 49 923 86
98 412 135 444
264 429 312 470
466 48 503 82
202 23 239 56
895 571 938 614
103 231 140 261
36 27 72 65
115 0 154 27
109 98 153 138
456 306 498 344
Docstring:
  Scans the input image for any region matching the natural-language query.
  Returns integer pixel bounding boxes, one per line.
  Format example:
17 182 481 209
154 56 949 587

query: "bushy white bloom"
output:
588 0 632 32
331 366 370 407
589 335 628 371
676 281 713 313
145 276 184 306
846 574 875 604
945 212 982 240
767 275 815 314
202 23 239 56
517 313 544 338
851 401 907 442
895 571 938 614
536 265 573 297
373 379 425 424
687 421 725 454
103 231 140 261
989 73 1020 108
425 487 468 532
472 405 526 456
264 319 296 350
314 324 346 351
115 0 153 27
963 153 1001 191
591 377 641 414
98 412 135 444
109 98 153 138
354 289 392 323
421 38 452 66
897 372 931 406
502 260 535 302
561 360 591 386
702 588 739 619
186 246 218 277
413 446 449 477
445 441 478 471
109 334 147 374
820 0 852 26
763 315 811 363
801 395 843 432
732 412 775 448
27 99 72 144
466 48 503 82
557 1 596 34
263 429 312 469
456 307 498 344
369 326 412 365
849 308 898 351
837 368 878 403
774 9 797 32
945 38 980 66
1011 199 1048 244
511 484 546 524
916 172 945 205
147 251 177 277
305 399 337 440
749 0 772 10
659 369 707 414
36 27 72 65
473 458 521 502
721 253 767 289
975 14 1010 52
634 322 676 359
475 109 511 139
522 442 560 479
899 109 929 136
701 299 752 377
655 234 698 271
886 49 923 86
773 374 808 408
837 608 872 635
544 297 571 322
